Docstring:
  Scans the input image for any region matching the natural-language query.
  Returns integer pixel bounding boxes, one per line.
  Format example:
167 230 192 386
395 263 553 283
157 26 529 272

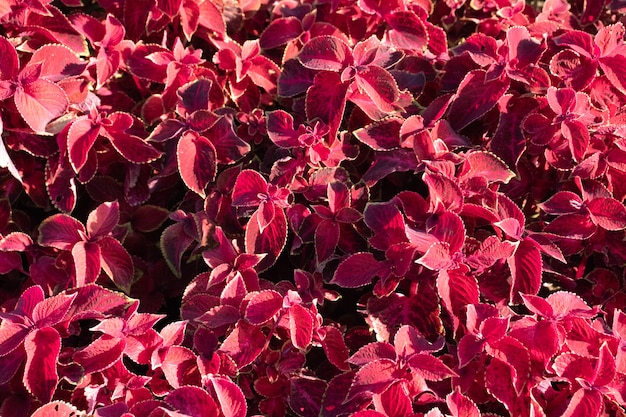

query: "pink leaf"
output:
23 327 61 403
87 200 119 239
423 172 463 213
447 69 510 131
330 252 383 288
178 132 217 198
417 242 455 271
354 66 400 113
166 386 218 417
349 342 397 366
289 304 314 350
298 36 352 72
28 44 87 82
219 320 266 369
586 197 626 230
208 376 247 417
245 290 283 325
98 236 134 293
15 79 68 134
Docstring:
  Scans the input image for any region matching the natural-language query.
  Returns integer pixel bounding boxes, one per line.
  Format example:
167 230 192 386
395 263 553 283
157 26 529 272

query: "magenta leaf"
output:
98 236 134 293
244 290 283 325
219 320 266 369
244 208 287 272
67 117 100 172
87 200 119 239
31 292 76 328
232 170 267 207
288 375 327 417
259 16 303 49
446 388 480 417
306 71 350 139
320 326 350 371
0 36 18 81
160 345 199 388
385 10 428 51
38 213 85 250
72 241 101 287
73 335 125 375
23 327 61 403
508 238 542 303
562 389 603 417
14 79 68 134
289 303 314 350
298 36 352 72
177 132 217 198
160 222 195 278
447 69 510 131
166 386 219 417
31 401 81 417
208 376 247 417
354 66 401 113
330 252 384 288
347 359 397 400
408 352 457 380
586 197 626 230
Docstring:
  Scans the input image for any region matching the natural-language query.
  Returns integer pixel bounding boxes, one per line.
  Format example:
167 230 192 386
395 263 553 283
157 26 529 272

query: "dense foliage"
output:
1 0 626 415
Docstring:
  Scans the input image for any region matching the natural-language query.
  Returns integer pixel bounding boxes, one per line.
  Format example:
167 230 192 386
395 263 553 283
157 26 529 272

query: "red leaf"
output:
0 36 19 81
28 44 87 82
104 129 162 164
205 117 250 164
219 320 266 369
208 376 247 417
353 117 403 151
177 78 213 114
417 242 455 271
463 151 515 184
298 36 353 72
423 172 463 213
315 219 339 264
306 71 350 140
67 117 100 172
600 54 626 95
446 388 480 417
374 381 413 417
320 326 350 371
288 375 327 417
15 79 68 134
586 197 626 230
245 290 283 325
232 169 267 207
407 353 457 380
72 241 101 287
178 132 217 198
166 386 218 417
437 268 479 331
544 213 597 239
562 389 603 417
289 304 314 350
385 10 428 51
23 327 61 403
349 342 397 366
160 222 195 278
32 401 80 417
98 236 134 293
31 292 76 328
160 345 200 388
539 191 583 215
259 17 303 49
87 200 119 239
330 252 383 288
447 69 510 131
73 334 125 375
508 238 542 303
354 66 400 113
244 208 287 272
347 359 398 400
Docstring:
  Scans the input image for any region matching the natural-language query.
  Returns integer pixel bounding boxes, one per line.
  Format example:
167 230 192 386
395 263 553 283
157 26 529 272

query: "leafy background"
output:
0 0 626 416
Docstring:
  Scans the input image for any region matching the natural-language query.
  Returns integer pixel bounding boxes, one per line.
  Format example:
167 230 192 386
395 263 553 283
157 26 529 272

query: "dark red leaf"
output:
178 132 217 198
298 36 352 72
98 236 134 293
24 327 61 403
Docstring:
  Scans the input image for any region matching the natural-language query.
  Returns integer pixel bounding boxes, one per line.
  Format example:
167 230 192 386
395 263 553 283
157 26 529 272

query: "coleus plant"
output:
2 0 626 417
